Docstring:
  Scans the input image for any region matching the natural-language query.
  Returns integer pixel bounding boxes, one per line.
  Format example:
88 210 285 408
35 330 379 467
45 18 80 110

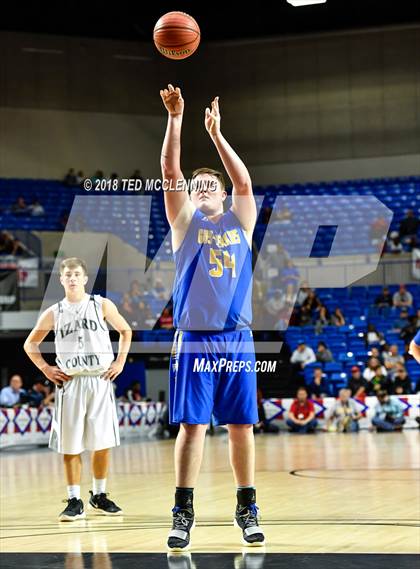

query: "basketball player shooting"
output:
160 84 265 550
24 257 132 521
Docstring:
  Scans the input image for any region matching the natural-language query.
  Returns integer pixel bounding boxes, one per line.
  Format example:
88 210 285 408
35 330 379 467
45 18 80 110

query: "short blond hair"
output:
59 257 88 275
192 167 226 192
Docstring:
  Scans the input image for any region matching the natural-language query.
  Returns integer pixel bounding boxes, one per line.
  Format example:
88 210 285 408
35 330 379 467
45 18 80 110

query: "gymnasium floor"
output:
1 430 419 568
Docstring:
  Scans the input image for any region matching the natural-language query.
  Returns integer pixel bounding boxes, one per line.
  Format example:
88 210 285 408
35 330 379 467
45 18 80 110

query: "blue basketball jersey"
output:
172 208 253 331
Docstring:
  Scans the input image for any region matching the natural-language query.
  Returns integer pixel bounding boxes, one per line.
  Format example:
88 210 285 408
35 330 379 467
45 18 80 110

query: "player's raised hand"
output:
160 84 184 116
42 365 72 386
205 96 221 136
103 360 124 382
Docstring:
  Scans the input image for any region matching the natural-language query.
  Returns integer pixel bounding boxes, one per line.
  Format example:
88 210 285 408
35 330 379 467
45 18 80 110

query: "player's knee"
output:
228 424 253 437
180 423 208 439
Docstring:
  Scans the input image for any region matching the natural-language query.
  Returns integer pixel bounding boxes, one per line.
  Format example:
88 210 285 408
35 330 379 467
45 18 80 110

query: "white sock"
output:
93 478 107 495
67 485 80 499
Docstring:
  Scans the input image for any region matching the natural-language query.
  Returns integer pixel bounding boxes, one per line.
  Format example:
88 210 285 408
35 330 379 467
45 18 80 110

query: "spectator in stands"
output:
29 198 45 217
371 390 405 432
389 365 412 395
281 259 300 302
76 170 85 185
393 285 413 308
374 286 393 311
290 342 316 370
400 314 419 343
286 387 317 434
158 306 174 330
347 365 368 398
273 301 294 331
26 378 54 407
383 345 405 379
363 358 388 395
365 324 385 346
325 388 361 432
368 346 384 364
254 389 279 434
331 307 346 327
393 307 410 333
91 170 104 183
265 289 285 327
0 374 26 407
369 216 388 248
63 168 77 186
11 196 29 215
266 244 290 287
126 381 143 403
399 209 420 244
314 305 330 335
296 281 311 307
301 289 322 314
386 231 403 254
151 278 168 300
308 367 329 399
316 341 333 363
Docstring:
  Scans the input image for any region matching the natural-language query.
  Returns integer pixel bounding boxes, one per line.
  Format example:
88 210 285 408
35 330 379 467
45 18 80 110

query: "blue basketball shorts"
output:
169 328 258 426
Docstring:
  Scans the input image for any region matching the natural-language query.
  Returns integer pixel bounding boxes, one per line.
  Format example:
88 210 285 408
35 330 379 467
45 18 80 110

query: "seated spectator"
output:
331 307 346 327
76 170 85 185
374 286 393 310
126 381 143 403
265 289 285 325
158 307 174 330
325 389 361 432
296 281 312 307
386 231 403 254
347 365 368 398
0 374 26 407
301 290 322 315
399 209 420 244
371 390 405 432
389 365 412 395
369 216 388 248
29 198 45 217
273 301 294 331
365 323 385 346
254 389 280 434
151 278 168 300
400 315 419 343
281 260 300 302
308 367 329 399
383 344 405 379
26 378 54 407
316 341 333 363
393 307 410 332
368 346 383 363
393 285 413 308
63 168 77 186
286 387 317 433
290 342 316 370
363 357 388 391
11 196 29 215
314 306 331 335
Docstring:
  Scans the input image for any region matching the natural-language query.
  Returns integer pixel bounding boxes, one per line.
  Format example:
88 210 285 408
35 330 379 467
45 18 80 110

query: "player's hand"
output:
103 361 124 381
160 84 184 116
42 365 72 386
205 96 221 136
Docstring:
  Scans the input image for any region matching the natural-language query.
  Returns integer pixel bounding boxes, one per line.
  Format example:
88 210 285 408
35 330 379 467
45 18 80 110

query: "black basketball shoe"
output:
234 503 265 546
167 506 195 551
88 491 123 515
59 498 86 521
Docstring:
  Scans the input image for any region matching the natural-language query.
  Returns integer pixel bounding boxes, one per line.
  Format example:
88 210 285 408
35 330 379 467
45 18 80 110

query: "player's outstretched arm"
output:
205 96 257 233
102 299 132 381
23 309 72 386
160 84 194 229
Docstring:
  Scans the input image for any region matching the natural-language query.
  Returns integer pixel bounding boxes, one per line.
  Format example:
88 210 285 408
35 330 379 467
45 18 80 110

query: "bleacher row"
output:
285 284 420 394
0 176 419 259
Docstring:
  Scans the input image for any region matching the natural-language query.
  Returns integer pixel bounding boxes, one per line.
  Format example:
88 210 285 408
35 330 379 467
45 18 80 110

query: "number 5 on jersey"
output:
209 248 236 278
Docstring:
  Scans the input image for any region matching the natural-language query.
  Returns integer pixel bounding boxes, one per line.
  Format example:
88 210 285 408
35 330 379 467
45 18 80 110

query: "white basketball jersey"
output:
52 294 114 375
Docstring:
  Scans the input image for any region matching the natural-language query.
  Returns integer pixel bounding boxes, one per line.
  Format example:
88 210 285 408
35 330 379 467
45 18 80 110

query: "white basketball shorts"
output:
49 375 120 455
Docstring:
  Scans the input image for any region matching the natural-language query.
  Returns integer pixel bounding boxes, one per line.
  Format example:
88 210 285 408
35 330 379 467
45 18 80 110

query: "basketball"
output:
153 11 200 60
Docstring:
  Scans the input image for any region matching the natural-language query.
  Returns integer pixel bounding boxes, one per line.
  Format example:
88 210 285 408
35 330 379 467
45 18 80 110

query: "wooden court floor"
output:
1 430 419 554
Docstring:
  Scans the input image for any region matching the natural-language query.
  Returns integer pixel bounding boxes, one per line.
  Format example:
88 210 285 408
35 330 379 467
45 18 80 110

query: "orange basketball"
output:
153 11 200 60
